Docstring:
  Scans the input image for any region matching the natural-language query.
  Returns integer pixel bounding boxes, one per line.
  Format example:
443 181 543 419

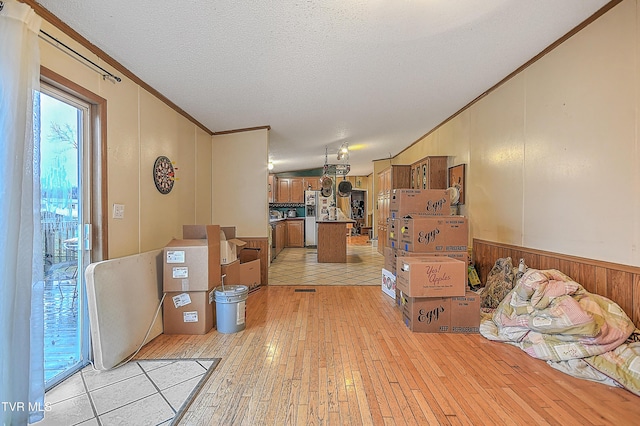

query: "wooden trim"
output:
397 0 624 157
474 239 640 275
473 238 640 327
21 0 213 136
40 66 109 261
212 125 271 136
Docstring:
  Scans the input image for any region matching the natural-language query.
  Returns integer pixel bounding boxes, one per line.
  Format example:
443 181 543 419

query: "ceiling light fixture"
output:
268 161 274 170
337 142 349 161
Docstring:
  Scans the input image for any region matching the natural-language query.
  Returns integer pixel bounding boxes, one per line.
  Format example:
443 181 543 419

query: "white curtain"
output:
0 1 44 425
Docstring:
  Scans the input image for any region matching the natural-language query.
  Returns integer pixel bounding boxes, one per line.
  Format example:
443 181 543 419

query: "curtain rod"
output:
39 29 122 83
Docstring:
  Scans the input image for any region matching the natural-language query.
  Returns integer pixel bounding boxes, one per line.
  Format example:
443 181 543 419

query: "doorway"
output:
38 83 94 388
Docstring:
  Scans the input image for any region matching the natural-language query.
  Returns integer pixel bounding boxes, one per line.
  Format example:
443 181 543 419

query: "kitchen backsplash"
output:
269 205 305 218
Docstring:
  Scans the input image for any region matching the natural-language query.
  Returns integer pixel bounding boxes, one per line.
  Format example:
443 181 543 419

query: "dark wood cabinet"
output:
376 165 411 254
410 156 448 190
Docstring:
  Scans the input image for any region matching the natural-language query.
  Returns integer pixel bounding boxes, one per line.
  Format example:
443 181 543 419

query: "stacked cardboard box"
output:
162 225 259 335
380 189 479 333
163 225 221 335
402 290 480 333
389 188 450 219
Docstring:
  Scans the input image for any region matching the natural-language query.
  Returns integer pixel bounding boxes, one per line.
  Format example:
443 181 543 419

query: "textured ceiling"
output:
35 0 609 176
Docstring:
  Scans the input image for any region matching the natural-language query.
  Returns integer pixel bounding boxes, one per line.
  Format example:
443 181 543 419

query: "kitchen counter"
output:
317 221 350 263
269 217 304 224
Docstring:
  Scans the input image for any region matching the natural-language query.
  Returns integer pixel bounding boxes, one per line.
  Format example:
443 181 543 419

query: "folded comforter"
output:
480 268 640 396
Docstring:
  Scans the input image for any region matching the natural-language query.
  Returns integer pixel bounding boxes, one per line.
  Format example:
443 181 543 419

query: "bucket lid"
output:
214 284 248 296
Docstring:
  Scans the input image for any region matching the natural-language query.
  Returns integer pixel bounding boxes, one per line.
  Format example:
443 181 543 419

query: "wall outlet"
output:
113 203 125 219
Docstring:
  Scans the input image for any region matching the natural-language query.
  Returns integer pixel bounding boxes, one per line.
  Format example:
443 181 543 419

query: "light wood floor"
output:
136 285 640 425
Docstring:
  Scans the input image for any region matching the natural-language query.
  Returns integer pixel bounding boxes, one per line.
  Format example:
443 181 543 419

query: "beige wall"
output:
388 0 639 267
212 129 269 238
39 20 213 258
38 0 640 266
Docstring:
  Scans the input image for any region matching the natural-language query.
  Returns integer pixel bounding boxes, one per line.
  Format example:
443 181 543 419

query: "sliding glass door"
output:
37 84 92 388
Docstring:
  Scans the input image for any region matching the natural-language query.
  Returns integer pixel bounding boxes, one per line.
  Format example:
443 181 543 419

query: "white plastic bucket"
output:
214 285 248 333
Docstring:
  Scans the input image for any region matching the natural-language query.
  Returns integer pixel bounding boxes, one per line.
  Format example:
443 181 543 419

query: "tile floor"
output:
268 239 384 286
36 358 219 426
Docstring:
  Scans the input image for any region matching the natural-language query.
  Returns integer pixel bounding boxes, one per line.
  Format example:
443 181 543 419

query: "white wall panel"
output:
195 128 213 225
103 76 140 258
522 0 636 263
468 75 525 246
139 90 195 252
212 129 269 237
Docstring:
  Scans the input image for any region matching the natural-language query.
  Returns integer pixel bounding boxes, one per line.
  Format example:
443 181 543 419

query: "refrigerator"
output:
304 191 318 246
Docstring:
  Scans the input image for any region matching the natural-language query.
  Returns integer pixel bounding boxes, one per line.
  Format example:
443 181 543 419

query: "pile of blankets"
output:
480 268 640 396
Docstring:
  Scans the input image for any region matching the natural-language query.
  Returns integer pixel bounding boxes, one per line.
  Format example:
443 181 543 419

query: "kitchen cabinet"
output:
286 219 304 248
271 220 286 259
410 156 448 190
290 179 304 203
268 174 277 203
376 165 411 254
276 177 306 203
277 179 291 202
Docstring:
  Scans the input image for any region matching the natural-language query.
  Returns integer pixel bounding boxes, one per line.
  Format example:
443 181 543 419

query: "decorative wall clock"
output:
153 155 175 194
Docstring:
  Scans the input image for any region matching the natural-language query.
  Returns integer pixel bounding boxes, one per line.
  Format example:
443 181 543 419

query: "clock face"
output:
153 156 175 194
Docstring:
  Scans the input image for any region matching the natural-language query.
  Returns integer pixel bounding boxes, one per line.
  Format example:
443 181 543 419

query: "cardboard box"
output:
163 224 221 292
381 268 396 299
384 247 396 273
388 218 398 242
450 291 480 333
397 250 468 266
239 247 260 263
399 216 468 252
238 247 261 287
163 288 215 335
384 247 468 274
390 189 451 219
402 291 480 333
240 259 261 287
396 256 466 297
221 259 240 285
220 227 247 265
402 296 451 333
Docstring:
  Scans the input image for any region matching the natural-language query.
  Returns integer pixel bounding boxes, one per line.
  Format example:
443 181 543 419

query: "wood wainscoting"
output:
238 237 270 286
473 239 640 328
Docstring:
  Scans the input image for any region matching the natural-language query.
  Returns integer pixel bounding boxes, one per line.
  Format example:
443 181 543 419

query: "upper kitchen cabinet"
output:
277 178 291 202
290 179 305 203
410 156 448 190
276 177 306 203
344 175 369 190
268 175 277 203
305 177 321 191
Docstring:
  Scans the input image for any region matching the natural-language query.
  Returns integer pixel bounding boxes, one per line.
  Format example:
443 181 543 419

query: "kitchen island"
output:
316 219 355 263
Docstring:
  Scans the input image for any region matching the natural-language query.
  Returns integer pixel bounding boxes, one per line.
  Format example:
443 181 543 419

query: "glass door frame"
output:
40 67 108 389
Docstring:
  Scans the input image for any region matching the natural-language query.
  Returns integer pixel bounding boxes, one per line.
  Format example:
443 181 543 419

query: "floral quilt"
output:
480 268 640 396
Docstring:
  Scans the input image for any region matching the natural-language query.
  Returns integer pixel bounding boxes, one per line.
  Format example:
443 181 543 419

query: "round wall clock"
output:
153 155 175 194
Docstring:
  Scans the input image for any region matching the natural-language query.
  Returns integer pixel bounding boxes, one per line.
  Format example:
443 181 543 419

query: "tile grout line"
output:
79 367 102 426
